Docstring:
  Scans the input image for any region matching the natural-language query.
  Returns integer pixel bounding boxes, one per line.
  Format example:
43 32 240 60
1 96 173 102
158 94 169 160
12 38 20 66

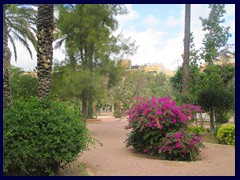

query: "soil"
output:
57 113 235 176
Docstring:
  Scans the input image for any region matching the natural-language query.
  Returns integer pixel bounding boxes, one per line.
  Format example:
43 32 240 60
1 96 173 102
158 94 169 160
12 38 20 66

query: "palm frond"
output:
11 31 33 59
5 4 37 61
9 21 37 50
8 34 18 62
54 36 66 49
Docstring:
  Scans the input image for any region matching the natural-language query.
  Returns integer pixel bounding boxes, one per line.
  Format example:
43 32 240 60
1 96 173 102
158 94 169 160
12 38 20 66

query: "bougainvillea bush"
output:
125 96 204 161
159 131 204 161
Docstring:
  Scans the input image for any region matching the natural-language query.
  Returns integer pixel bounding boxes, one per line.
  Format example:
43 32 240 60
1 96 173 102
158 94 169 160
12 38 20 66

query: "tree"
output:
37 4 54 99
171 33 202 105
3 4 37 108
200 4 231 64
55 4 137 119
3 4 12 108
197 64 234 131
182 4 191 94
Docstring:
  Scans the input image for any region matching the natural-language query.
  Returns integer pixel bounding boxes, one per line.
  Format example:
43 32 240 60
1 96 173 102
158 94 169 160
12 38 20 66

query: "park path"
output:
58 113 235 176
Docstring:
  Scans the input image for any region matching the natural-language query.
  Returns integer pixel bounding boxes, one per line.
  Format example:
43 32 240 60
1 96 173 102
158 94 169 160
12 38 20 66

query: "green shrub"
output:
215 112 231 124
4 97 92 176
187 125 206 136
10 73 38 99
217 124 235 145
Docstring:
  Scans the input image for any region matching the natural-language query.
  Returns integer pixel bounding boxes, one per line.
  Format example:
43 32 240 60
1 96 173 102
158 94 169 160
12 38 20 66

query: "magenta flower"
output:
175 142 181 148
172 119 177 124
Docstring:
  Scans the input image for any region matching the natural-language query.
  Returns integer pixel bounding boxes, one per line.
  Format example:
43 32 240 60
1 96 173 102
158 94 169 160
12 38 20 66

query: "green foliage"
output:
4 97 92 176
171 66 202 104
215 112 231 124
10 72 38 99
187 125 207 136
110 70 173 112
217 124 235 145
9 66 38 99
54 4 137 118
200 4 231 64
52 64 105 101
126 128 164 155
148 72 173 98
197 88 234 117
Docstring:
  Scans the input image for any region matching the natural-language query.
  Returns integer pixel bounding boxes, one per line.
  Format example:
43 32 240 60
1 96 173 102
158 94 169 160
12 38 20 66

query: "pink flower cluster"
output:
125 96 202 131
159 131 204 161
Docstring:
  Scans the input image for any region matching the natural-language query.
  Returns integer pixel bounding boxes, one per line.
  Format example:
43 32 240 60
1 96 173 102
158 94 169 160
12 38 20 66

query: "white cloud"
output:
120 26 183 70
166 16 181 27
142 14 161 26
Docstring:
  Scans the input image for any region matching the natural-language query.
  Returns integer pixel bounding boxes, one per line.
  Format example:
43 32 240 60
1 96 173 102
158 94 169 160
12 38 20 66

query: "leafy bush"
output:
215 112 231 124
4 97 92 176
159 131 204 161
217 124 235 145
187 125 206 136
125 96 204 161
10 73 38 99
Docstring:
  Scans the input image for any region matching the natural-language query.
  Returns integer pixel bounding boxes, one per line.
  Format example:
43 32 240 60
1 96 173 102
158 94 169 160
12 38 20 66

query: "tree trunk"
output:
37 4 54 99
210 109 215 131
82 88 88 119
182 4 191 94
3 4 12 108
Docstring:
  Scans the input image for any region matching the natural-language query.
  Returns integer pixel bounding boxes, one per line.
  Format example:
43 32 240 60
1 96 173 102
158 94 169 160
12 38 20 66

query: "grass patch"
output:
78 162 89 176
199 132 219 144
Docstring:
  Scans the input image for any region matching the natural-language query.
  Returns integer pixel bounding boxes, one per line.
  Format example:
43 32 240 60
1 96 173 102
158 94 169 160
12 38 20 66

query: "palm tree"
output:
3 5 12 108
36 4 54 99
182 4 191 94
3 4 37 108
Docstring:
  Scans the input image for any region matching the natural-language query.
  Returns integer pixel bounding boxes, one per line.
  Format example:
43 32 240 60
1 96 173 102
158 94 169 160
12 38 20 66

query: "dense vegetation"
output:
3 4 235 175
4 97 92 175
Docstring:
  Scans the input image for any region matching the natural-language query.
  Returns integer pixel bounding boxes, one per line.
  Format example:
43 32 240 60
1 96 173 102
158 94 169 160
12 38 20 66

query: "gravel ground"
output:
58 115 235 176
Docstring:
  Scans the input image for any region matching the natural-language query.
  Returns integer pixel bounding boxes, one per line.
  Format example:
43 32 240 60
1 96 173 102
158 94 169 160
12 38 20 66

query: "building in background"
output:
129 61 175 77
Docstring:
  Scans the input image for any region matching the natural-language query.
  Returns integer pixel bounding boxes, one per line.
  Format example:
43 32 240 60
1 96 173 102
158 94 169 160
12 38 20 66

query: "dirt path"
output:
58 114 235 176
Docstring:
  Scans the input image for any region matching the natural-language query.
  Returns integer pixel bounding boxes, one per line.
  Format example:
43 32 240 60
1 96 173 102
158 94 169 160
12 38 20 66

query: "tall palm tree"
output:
3 4 37 108
182 4 191 94
36 4 54 99
3 4 12 108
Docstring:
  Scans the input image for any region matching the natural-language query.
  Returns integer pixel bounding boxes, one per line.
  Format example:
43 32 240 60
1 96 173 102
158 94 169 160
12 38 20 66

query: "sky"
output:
10 4 235 71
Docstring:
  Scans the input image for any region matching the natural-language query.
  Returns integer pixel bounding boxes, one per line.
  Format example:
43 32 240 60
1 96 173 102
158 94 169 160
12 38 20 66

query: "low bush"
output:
217 124 235 145
187 125 206 136
125 96 204 161
4 97 92 176
159 131 204 161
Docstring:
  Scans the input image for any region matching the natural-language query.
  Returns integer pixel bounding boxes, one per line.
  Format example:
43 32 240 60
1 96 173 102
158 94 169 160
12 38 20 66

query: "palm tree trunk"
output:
37 4 54 99
3 4 12 108
182 4 191 94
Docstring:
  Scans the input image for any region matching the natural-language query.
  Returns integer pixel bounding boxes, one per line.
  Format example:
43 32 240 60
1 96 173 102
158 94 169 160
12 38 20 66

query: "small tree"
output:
197 65 234 131
200 4 231 65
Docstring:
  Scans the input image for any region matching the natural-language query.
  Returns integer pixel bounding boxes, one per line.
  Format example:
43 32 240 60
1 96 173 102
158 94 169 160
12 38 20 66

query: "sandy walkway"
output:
58 115 235 176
